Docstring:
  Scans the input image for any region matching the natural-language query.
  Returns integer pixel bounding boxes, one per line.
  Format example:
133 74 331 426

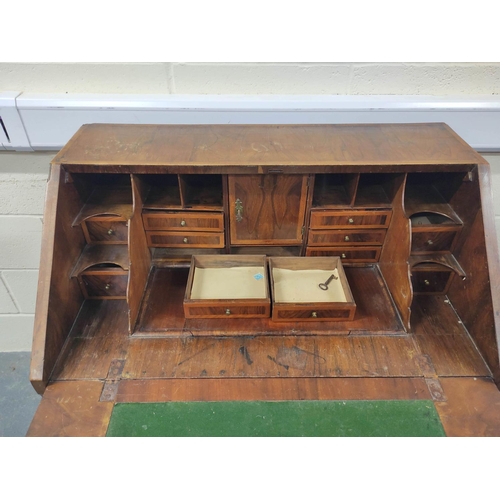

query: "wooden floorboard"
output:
411 295 468 336
413 334 491 377
435 377 500 437
116 377 431 402
122 335 423 379
26 381 113 437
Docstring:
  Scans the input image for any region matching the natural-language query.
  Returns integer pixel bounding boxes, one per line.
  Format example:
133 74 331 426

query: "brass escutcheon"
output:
235 199 244 222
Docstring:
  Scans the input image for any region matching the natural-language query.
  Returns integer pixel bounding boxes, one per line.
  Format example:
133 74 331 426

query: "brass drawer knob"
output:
424 280 430 286
311 311 318 318
180 220 186 227
348 218 354 224
225 309 231 315
183 237 188 243
344 236 350 242
105 283 111 290
107 229 114 235
341 253 347 258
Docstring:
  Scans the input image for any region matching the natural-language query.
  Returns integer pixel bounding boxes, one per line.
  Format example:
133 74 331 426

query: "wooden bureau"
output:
30 123 500 395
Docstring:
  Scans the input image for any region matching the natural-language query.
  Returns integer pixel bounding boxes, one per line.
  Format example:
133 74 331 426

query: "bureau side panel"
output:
30 165 86 394
448 164 500 384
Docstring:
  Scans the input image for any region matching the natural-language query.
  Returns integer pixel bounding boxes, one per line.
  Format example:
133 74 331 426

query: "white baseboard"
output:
2 93 500 152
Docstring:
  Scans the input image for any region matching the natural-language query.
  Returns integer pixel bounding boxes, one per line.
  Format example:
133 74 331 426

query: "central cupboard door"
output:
228 175 309 245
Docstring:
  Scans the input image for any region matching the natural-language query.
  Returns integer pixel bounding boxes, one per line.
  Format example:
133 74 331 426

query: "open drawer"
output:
183 255 271 319
269 256 356 322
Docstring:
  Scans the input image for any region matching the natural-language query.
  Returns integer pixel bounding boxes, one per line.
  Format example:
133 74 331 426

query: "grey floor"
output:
0 352 42 437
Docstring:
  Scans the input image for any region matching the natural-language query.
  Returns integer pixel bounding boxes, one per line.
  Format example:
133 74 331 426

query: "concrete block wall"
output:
1 62 500 352
0 153 52 351
1 62 500 95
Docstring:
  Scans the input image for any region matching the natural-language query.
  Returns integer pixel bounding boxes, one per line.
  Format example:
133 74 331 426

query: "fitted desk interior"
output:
30 123 500 400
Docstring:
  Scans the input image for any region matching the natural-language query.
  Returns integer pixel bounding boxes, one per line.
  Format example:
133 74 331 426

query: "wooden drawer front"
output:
83 218 128 244
308 229 386 247
79 271 128 299
411 270 453 294
310 210 392 229
143 212 224 232
272 305 356 322
146 231 225 248
411 229 459 254
184 303 270 319
305 246 381 262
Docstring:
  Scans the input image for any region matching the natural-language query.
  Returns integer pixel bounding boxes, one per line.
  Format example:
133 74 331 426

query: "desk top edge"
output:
51 123 487 167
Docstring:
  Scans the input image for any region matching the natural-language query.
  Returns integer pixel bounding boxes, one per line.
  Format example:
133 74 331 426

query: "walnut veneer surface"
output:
29 124 500 439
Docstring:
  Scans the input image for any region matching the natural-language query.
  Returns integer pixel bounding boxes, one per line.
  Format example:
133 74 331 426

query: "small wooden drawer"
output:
411 228 460 254
310 209 392 229
305 246 381 263
269 256 356 322
143 211 224 232
146 231 225 248
184 255 271 319
308 229 386 247
77 268 128 299
410 266 454 294
82 217 128 244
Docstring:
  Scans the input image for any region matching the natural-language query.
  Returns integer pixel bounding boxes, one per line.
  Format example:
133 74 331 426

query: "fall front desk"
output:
29 123 500 393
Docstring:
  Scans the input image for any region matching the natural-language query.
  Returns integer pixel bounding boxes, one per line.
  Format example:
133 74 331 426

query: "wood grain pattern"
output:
53 123 485 167
228 174 308 245
82 217 128 244
128 175 152 333
30 165 87 394
404 178 464 223
411 294 470 336
136 266 403 335
72 185 133 225
146 230 225 248
410 228 459 253
116 377 431 403
183 255 271 319
434 377 500 437
309 209 392 229
26 381 113 437
51 300 130 380
414 334 491 376
379 174 413 331
268 256 356 322
409 253 465 276
78 270 128 299
305 246 381 263
71 244 129 276
411 294 490 376
312 173 359 206
447 165 500 384
122 335 422 379
308 229 386 246
142 211 224 231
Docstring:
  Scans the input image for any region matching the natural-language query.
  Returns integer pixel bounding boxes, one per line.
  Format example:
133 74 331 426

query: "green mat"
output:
106 400 445 437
